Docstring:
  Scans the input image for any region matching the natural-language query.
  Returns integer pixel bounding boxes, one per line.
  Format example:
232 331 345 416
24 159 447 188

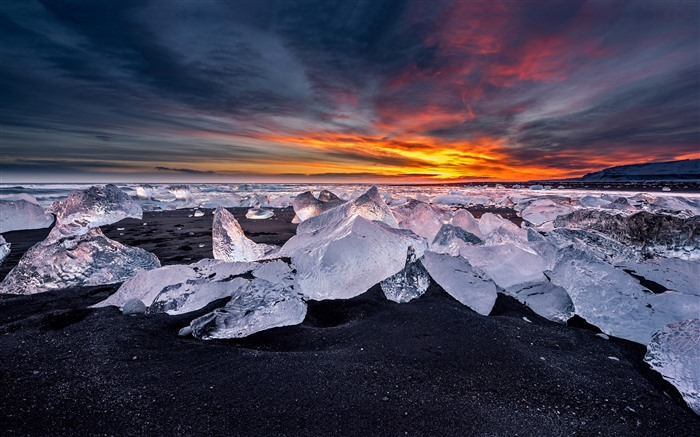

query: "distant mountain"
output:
580 159 700 181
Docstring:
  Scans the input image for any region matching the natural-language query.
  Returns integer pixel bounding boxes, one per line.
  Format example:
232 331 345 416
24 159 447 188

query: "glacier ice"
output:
391 199 450 241
380 246 430 303
212 207 277 262
430 224 483 256
296 186 398 235
505 281 574 323
48 184 142 240
618 258 700 296
190 277 307 339
0 199 54 233
0 235 9 264
245 204 274 219
459 243 549 291
292 191 345 222
545 228 642 264
420 251 498 316
94 258 294 316
0 228 160 295
451 209 483 239
547 247 700 344
281 215 426 300
645 319 700 415
520 198 573 226
553 209 700 260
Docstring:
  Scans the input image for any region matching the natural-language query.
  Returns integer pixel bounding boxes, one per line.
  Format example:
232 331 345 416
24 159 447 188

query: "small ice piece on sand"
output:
245 204 274 219
608 356 620 362
281 215 426 300
122 298 147 315
189 278 307 339
523 317 532 323
420 251 497 316
645 319 700 415
430 224 483 256
296 186 398 235
48 184 142 240
596 333 610 340
0 199 54 232
212 207 277 262
380 246 430 303
193 210 205 217
0 235 9 264
0 228 160 294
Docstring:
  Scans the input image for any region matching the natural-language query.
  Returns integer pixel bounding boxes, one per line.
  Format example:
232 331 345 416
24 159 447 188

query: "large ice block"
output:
189 278 307 339
281 215 426 300
420 251 498 316
0 199 54 232
380 246 430 303
505 281 574 323
292 191 346 222
618 258 700 296
212 207 276 262
391 199 450 241
520 198 574 226
548 247 700 344
48 184 142 240
645 319 700 415
94 258 294 315
296 186 398 235
430 224 483 256
0 228 160 294
451 209 483 238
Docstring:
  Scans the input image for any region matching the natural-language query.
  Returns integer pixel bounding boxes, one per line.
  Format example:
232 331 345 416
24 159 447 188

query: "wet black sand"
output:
1 207 698 436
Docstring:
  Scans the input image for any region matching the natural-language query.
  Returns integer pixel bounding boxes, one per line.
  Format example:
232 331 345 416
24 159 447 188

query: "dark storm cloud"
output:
155 167 215 175
1 0 698 181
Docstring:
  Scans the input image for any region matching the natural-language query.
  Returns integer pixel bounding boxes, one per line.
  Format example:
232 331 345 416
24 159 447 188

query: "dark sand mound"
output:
1 207 698 435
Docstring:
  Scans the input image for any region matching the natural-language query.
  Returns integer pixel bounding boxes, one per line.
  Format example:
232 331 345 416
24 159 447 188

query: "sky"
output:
1 0 699 183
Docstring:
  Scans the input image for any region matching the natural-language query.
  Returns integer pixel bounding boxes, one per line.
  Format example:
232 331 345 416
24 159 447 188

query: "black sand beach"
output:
1 207 698 436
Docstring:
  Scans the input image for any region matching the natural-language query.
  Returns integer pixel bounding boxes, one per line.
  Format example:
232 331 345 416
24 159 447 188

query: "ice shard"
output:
212 207 277 262
505 281 574 323
245 204 274 220
0 235 9 264
189 278 307 339
281 215 427 300
520 198 574 226
420 251 498 316
547 247 700 344
380 246 430 303
451 209 483 239
296 186 398 235
391 199 450 241
94 258 294 316
0 199 54 232
0 228 160 295
645 319 700 415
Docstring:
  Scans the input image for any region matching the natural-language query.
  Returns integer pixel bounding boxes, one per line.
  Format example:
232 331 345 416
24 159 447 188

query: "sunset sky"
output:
1 0 699 183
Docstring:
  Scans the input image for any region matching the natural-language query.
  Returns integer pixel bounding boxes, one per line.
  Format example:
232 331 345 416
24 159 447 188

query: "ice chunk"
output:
0 235 9 264
451 209 483 238
193 209 205 217
380 247 430 303
546 228 641 264
460 243 549 290
553 210 700 260
505 281 574 323
420 251 498 315
430 224 483 256
245 204 274 220
548 247 700 344
212 207 276 262
520 199 574 226
0 199 54 232
391 199 450 241
0 228 160 295
292 191 345 222
296 186 398 235
94 258 294 315
618 258 700 296
645 319 700 415
281 215 426 300
190 278 306 339
48 184 142 240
